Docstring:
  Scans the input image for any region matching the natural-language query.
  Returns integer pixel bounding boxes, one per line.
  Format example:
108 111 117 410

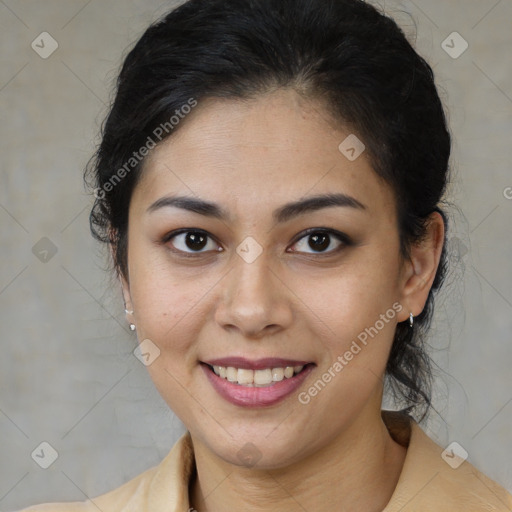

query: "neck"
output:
189 407 407 512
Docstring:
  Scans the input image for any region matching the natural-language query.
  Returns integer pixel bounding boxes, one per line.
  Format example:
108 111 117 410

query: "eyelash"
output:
162 228 352 258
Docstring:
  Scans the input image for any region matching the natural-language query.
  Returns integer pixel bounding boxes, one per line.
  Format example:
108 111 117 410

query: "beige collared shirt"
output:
17 411 512 511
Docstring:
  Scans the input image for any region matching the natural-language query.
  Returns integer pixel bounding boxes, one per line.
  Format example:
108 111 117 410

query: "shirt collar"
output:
145 410 512 511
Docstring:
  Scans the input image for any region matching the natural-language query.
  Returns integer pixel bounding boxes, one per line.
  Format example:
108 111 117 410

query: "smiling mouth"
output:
202 363 314 387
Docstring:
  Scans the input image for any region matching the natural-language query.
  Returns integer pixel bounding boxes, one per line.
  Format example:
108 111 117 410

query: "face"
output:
122 89 415 468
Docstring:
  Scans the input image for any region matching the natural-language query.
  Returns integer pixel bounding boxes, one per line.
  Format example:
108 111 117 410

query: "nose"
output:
214 252 294 339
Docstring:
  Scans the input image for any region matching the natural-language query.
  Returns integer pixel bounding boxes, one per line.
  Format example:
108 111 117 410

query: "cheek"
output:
132 279 207 351
294 248 401 358
128 260 211 418
126 246 207 352
303 250 399 312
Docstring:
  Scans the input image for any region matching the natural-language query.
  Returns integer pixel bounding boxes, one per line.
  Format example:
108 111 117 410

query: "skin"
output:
121 89 445 512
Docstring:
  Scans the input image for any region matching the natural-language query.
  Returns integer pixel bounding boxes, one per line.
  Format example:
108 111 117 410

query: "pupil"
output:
186 232 207 251
309 233 329 252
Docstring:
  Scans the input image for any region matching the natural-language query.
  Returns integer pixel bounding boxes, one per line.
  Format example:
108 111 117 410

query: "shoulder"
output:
14 432 194 512
15 466 158 512
383 411 512 511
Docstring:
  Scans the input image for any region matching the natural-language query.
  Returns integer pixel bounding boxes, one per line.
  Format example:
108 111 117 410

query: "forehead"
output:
132 89 396 222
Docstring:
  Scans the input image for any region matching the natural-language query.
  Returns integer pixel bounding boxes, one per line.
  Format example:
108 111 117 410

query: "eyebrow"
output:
146 193 367 223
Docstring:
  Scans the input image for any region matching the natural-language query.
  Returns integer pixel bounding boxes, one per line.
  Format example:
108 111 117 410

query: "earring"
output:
409 313 414 328
125 309 135 331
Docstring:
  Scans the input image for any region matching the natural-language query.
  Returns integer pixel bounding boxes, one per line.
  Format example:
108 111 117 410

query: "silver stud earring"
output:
125 309 135 331
409 313 414 328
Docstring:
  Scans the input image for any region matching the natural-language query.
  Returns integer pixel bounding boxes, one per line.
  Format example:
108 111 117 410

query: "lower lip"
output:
201 363 314 407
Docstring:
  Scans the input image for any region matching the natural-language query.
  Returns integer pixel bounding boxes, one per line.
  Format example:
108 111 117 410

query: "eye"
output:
289 229 350 255
164 229 221 254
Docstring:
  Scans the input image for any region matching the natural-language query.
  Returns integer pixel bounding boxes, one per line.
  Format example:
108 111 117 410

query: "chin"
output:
201 425 314 470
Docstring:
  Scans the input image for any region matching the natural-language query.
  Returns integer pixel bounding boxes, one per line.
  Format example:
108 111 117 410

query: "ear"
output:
109 239 134 320
120 273 133 314
397 211 445 322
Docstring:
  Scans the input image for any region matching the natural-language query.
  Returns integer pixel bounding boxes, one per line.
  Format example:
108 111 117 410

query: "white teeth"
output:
226 366 237 382
237 368 254 385
284 366 294 378
272 367 284 382
254 369 272 386
211 364 305 386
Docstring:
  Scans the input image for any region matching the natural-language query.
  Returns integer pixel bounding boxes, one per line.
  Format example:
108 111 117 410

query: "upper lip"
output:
202 357 313 370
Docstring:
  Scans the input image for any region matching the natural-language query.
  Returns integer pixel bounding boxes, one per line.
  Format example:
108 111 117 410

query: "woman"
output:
18 0 512 510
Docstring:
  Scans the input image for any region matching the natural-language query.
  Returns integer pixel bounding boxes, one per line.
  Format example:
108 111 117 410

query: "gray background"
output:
1 0 511 510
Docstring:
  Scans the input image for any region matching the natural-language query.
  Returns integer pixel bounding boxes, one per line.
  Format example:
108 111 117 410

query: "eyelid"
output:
162 228 223 255
288 228 351 255
162 227 351 256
